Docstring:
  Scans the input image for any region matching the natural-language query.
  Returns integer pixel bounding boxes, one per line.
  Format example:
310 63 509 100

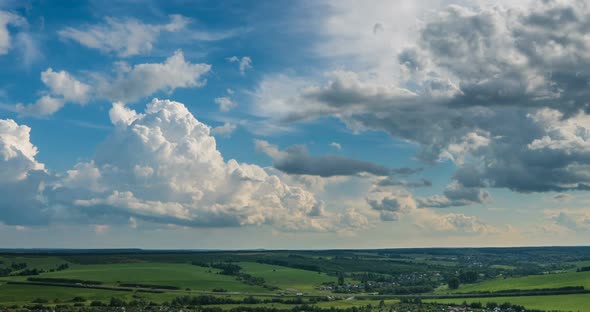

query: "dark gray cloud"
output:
255 140 420 177
377 177 432 188
418 181 490 208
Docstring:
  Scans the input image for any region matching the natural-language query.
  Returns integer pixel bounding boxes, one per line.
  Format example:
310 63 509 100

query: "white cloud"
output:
211 122 237 137
41 68 91 103
16 96 64 118
98 50 210 103
0 10 25 55
63 99 362 232
0 119 44 181
330 142 342 150
16 51 211 117
228 56 252 75
0 119 49 226
58 15 190 57
15 68 91 117
214 96 237 112
545 209 590 232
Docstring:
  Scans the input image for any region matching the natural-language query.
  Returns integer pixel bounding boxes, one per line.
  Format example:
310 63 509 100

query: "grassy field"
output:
0 262 270 293
0 282 170 306
443 271 590 293
239 262 336 293
0 256 70 270
426 294 590 311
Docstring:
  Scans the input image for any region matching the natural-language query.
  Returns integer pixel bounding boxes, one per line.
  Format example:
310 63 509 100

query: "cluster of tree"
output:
118 283 180 290
169 295 328 307
11 262 28 270
0 267 11 276
192 261 273 289
255 259 321 272
49 263 70 272
458 271 478 283
456 301 544 312
15 268 42 276
377 285 434 295
27 277 103 285
577 266 590 272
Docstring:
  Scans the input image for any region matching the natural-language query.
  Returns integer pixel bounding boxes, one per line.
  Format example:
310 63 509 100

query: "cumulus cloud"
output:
228 56 252 75
98 50 210 103
545 209 590 232
16 96 64 117
366 185 497 234
255 139 415 177
58 15 190 57
211 122 237 137
0 119 50 225
252 0 590 198
16 68 93 117
16 51 210 116
214 96 237 112
63 99 367 231
330 142 342 150
418 181 490 208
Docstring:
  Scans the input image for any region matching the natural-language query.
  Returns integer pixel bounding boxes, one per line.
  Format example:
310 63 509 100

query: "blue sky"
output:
0 0 589 248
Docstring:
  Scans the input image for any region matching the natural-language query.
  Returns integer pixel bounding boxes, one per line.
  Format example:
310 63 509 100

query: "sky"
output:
1 0 590 249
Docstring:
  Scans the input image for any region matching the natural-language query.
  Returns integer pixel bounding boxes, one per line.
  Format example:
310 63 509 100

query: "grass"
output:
0 262 270 293
0 256 70 271
239 262 337 293
0 282 137 306
426 294 590 311
442 271 590 293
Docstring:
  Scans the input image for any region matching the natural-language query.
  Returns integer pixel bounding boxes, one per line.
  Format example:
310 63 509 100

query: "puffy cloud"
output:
16 51 210 116
330 142 342 150
366 185 497 234
0 119 44 181
412 210 499 235
41 68 91 103
366 190 416 221
0 10 25 55
58 15 190 57
545 209 590 232
252 0 590 197
64 99 362 232
211 122 237 137
228 56 252 75
214 96 237 112
418 181 490 208
255 139 409 177
0 119 49 225
98 50 210 103
16 96 64 118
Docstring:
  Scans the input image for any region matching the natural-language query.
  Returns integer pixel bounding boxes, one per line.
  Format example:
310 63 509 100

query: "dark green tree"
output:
448 277 460 290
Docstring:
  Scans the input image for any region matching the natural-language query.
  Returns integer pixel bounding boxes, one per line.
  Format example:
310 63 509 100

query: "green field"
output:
0 283 171 306
444 271 590 293
1 262 270 293
0 256 71 270
239 262 336 293
426 294 590 311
